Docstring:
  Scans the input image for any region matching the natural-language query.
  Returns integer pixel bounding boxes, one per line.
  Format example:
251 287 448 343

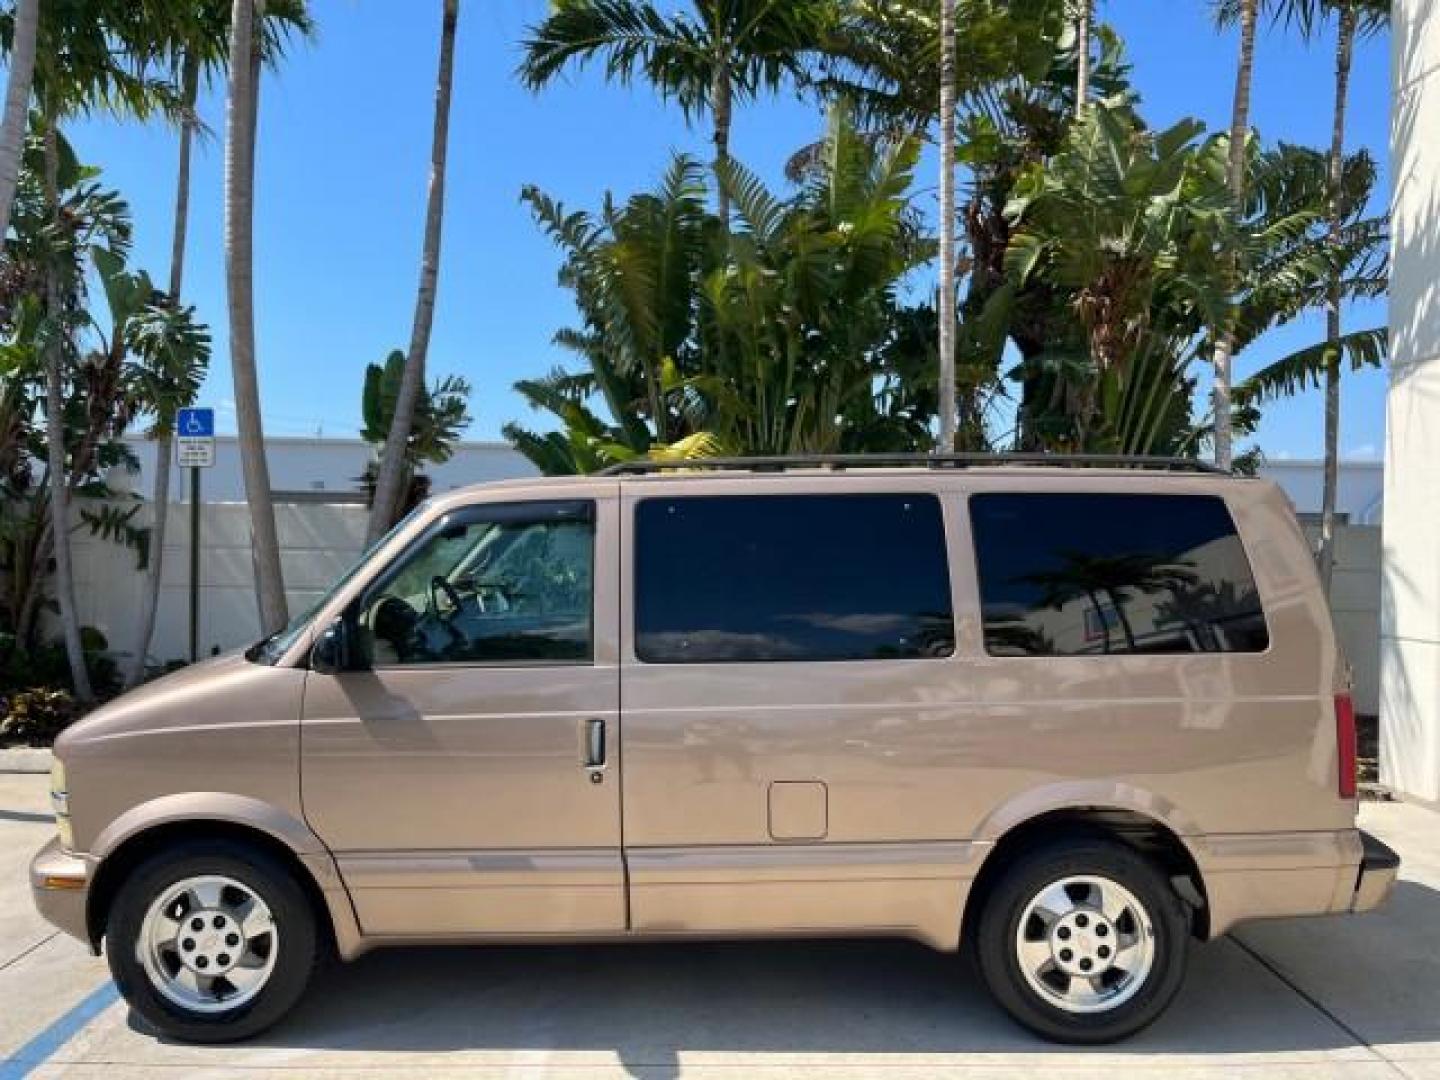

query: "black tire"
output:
105 839 318 1043
974 836 1189 1044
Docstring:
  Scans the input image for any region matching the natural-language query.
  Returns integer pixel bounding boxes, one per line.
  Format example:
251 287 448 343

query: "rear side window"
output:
635 494 954 663
970 493 1269 656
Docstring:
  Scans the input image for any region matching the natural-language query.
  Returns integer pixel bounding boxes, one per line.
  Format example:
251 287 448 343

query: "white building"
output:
114 435 537 503
1383 0 1440 804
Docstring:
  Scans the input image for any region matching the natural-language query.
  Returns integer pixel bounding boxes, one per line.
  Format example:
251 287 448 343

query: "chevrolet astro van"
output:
31 453 1399 1044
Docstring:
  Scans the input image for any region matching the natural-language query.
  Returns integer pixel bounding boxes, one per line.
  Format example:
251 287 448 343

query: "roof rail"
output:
599 452 1230 477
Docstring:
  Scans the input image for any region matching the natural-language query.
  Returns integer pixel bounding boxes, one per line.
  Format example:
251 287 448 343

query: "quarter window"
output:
970 493 1269 656
356 501 594 665
635 493 955 663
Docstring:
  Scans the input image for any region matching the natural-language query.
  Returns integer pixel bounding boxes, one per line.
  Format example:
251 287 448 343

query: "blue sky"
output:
64 0 1392 459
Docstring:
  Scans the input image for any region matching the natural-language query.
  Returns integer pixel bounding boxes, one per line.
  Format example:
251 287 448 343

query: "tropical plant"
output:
224 0 287 635
1 686 79 746
506 108 938 472
369 0 460 545
1005 103 1385 458
815 0 1124 450
519 0 835 222
118 277 211 686
359 348 471 517
0 132 210 691
22 0 193 701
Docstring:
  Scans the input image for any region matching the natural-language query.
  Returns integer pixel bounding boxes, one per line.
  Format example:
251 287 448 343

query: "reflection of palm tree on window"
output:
1154 578 1259 652
1021 551 1198 652
985 610 1057 656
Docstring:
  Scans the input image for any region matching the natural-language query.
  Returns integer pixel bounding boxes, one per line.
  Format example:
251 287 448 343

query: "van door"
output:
301 493 624 936
618 482 981 949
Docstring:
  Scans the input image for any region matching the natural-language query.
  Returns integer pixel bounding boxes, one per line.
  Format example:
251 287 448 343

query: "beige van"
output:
31 454 1398 1044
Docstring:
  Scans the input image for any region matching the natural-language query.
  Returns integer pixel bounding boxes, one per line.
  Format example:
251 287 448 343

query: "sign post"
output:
176 408 215 662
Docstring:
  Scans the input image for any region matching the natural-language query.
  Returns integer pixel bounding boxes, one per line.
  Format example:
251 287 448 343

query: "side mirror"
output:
310 616 370 674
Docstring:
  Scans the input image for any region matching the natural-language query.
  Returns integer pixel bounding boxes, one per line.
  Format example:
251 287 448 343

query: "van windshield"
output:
245 501 432 666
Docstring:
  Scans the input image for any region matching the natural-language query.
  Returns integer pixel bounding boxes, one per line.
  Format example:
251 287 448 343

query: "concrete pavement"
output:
2 770 1437 1078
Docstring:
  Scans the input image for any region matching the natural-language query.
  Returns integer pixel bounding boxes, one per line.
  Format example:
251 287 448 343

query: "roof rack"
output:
599 452 1230 477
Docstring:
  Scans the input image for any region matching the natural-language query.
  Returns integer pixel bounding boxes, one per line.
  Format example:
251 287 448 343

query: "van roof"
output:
434 453 1254 503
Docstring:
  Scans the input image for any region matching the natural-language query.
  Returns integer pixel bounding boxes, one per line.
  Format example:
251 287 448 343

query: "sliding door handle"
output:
582 718 607 770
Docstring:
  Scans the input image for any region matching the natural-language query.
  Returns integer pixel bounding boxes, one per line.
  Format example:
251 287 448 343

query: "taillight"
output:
1335 692 1358 799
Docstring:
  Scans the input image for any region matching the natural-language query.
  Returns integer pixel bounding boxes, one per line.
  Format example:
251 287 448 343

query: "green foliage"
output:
1 125 211 649
360 349 472 467
505 106 939 473
1003 102 1387 454
0 629 118 702
79 503 150 570
0 686 78 747
519 0 834 119
358 349 472 509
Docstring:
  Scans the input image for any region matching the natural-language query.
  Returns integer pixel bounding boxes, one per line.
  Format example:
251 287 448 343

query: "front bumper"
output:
1351 829 1400 913
30 836 92 946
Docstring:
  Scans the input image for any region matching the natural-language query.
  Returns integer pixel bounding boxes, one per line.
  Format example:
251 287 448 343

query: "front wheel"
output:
974 837 1189 1043
105 840 317 1042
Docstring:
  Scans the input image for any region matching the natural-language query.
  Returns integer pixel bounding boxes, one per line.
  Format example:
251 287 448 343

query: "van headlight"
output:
50 758 74 850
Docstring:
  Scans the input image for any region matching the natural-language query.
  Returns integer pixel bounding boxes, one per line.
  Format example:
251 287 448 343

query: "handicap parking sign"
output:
176 407 216 467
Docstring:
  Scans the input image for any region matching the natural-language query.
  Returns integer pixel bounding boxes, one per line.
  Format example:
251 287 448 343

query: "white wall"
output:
1382 0 1440 801
69 501 370 664
117 435 537 504
1260 460 1385 525
1305 525 1382 716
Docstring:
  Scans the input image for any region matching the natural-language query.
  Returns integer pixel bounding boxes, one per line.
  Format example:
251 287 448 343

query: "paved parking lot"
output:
4 771 1440 1079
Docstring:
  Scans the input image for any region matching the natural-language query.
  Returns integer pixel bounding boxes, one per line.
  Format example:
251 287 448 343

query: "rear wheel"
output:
106 840 317 1042
974 837 1189 1043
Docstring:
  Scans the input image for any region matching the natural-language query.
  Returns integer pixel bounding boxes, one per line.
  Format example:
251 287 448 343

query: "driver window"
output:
357 501 594 666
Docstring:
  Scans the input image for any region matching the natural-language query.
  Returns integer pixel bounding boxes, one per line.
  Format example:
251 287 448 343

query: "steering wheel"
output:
429 575 465 620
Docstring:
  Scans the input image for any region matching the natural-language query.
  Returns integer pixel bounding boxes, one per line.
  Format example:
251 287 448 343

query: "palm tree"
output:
1211 0 1259 470
368 0 459 545
224 0 287 635
125 0 310 683
40 122 90 700
937 0 957 452
518 0 832 223
1280 0 1388 589
0 0 40 240
1074 0 1092 111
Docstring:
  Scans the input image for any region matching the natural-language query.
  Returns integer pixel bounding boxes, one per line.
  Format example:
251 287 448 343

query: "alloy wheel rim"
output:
137 874 279 1013
1014 873 1156 1014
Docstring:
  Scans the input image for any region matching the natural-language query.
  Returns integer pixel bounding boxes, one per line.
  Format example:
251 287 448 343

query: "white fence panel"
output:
68 500 368 665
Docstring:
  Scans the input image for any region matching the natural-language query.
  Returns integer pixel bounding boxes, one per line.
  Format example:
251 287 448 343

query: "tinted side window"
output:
636 494 954 663
357 502 594 665
970 493 1269 656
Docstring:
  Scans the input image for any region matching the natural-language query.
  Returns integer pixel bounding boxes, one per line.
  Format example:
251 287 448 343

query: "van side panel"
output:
619 473 1354 947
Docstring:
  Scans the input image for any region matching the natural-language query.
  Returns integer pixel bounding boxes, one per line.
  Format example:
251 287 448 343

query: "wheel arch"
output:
962 804 1211 946
85 801 354 956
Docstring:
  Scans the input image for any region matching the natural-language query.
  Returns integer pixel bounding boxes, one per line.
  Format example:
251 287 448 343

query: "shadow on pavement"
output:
120 879 1440 1077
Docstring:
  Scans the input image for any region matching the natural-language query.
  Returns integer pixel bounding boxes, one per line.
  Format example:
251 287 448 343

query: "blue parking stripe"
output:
0 981 120 1079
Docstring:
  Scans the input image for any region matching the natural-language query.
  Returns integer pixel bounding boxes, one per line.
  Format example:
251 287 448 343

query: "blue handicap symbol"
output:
177 408 214 438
